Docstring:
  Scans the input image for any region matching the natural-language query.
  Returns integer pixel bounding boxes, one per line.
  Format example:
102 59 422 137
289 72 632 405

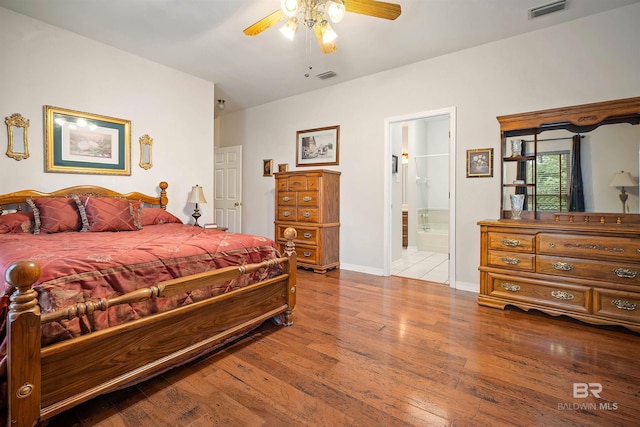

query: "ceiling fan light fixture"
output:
281 0 299 17
327 0 345 23
320 22 337 44
280 18 299 40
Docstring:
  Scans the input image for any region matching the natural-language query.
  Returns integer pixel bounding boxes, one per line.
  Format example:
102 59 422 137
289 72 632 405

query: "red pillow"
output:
0 211 35 233
141 208 182 226
26 197 86 234
81 197 141 232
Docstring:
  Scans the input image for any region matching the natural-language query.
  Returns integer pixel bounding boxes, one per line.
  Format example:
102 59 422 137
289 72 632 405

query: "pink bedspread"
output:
0 224 282 346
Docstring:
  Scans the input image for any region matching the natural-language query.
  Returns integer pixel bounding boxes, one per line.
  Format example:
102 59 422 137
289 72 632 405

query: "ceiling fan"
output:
243 0 402 54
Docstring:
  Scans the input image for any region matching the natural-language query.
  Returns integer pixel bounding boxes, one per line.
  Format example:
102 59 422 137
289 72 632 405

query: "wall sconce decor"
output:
609 170 637 213
5 113 30 161
187 185 207 227
139 134 153 169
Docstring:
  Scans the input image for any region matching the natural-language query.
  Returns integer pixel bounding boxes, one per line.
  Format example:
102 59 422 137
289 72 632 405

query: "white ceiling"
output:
1 0 638 116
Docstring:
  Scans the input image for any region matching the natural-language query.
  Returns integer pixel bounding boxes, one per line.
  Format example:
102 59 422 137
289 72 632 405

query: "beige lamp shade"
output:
187 185 207 204
609 171 637 188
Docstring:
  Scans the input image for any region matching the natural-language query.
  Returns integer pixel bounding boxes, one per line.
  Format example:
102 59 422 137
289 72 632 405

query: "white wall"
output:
221 5 640 287
0 8 216 223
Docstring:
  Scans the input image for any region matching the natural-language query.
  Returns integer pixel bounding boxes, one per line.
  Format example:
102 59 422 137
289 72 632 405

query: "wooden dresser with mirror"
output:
478 96 640 332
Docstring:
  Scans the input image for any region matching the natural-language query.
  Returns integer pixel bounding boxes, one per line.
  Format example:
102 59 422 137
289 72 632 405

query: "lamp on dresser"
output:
187 184 207 227
609 171 637 213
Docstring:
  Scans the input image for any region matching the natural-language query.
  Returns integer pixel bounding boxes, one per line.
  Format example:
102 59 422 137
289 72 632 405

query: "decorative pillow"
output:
0 211 35 233
141 208 182 226
81 196 141 232
26 197 86 234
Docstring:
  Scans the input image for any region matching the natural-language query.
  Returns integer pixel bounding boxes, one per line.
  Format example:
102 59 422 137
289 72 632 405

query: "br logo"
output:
573 383 602 398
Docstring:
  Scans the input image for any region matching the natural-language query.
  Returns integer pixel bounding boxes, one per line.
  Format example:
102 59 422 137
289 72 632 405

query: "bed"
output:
0 182 297 427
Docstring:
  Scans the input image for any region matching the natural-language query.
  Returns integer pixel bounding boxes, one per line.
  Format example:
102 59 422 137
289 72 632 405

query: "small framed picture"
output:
466 148 493 178
278 163 288 172
392 155 398 174
263 159 273 176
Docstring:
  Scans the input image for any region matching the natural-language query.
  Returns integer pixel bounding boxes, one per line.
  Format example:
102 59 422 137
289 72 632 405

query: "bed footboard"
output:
5 228 297 427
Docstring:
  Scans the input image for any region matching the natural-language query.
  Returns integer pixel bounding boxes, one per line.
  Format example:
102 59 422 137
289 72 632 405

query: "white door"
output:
214 146 242 232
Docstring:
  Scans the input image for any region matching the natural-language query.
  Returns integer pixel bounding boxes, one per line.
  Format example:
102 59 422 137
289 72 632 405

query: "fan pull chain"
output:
305 27 312 78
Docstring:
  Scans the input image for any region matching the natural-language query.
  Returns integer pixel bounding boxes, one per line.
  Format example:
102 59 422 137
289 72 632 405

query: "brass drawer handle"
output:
502 238 521 247
501 257 520 265
551 290 574 301
303 233 312 239
282 211 291 217
282 196 291 202
612 268 639 279
303 252 312 257
552 262 574 271
303 212 311 218
611 299 638 311
501 283 521 292
302 196 313 202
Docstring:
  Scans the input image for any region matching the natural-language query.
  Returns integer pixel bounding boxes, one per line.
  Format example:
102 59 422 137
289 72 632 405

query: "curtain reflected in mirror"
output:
139 134 153 169
5 113 30 161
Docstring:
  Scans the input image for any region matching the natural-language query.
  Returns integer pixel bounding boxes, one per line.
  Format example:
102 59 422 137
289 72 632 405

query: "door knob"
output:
234 202 242 207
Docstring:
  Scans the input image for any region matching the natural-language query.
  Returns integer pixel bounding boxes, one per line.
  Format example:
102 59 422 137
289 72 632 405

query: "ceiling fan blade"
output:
243 9 286 36
313 26 337 54
344 0 401 20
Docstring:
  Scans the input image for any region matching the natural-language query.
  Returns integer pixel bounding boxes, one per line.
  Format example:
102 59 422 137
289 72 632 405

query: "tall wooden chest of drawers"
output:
478 220 640 333
274 169 340 273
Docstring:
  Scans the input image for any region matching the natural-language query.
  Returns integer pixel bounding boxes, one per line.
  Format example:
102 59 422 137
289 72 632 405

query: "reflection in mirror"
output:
139 134 153 169
5 113 30 161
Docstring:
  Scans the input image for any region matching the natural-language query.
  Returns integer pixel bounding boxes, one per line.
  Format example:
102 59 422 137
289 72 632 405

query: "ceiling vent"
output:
316 71 337 80
529 0 566 19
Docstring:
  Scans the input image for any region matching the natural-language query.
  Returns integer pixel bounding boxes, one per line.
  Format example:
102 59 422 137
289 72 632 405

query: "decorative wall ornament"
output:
466 148 493 178
5 113 30 161
139 134 153 169
263 159 273 176
296 125 339 167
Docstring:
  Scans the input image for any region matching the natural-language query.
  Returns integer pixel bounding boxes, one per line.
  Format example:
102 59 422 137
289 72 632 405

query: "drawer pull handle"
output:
501 283 521 292
282 211 291 217
612 268 639 279
611 299 638 311
501 257 520 265
303 252 312 257
552 262 574 271
303 212 311 218
502 238 521 247
551 290 574 301
282 196 291 202
548 242 555 248
303 233 312 239
302 196 312 202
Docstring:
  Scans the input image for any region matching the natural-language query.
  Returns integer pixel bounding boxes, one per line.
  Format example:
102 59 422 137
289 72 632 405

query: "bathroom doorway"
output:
383 108 456 287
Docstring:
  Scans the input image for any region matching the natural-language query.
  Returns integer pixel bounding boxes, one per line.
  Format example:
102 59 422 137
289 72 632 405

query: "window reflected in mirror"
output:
5 113 30 161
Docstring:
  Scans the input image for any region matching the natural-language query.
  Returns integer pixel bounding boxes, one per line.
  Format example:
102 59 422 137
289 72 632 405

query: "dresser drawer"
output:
488 250 535 271
279 243 318 265
593 289 640 322
288 176 307 190
276 225 318 245
277 179 288 191
297 191 318 206
538 233 640 262
277 192 296 206
488 232 535 253
488 273 590 313
297 208 319 223
277 207 296 221
537 255 640 286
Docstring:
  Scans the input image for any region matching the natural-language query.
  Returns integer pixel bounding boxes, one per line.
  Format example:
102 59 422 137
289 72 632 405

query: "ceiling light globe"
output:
281 0 299 17
327 1 345 23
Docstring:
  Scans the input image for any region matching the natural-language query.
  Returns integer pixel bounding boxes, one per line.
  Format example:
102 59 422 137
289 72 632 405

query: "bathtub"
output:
416 209 449 253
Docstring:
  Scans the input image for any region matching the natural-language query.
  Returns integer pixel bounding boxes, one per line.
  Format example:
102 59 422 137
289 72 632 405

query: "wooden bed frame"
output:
0 182 297 427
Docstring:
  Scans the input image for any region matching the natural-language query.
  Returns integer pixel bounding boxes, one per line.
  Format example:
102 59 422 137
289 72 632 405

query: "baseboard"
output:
339 263 384 276
453 280 478 293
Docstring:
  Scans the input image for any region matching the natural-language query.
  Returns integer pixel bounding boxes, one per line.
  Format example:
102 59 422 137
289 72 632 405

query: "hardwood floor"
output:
49 269 640 426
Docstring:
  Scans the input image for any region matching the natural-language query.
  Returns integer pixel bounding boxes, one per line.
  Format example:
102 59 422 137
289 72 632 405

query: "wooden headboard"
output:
0 181 168 215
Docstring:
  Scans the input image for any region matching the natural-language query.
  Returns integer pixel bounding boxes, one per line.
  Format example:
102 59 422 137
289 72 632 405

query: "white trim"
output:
383 107 458 289
340 263 384 276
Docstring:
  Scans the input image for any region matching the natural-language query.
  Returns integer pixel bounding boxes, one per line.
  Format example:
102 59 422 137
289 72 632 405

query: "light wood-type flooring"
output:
49 269 640 426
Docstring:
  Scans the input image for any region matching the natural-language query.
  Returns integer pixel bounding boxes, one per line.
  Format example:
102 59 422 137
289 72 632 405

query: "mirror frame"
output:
5 113 30 161
139 134 153 170
497 96 640 221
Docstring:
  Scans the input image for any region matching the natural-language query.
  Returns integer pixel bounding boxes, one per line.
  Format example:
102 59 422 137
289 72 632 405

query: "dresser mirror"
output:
5 113 30 161
498 97 640 220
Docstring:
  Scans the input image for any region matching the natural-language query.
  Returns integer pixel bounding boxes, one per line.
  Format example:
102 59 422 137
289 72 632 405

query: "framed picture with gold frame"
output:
278 163 288 172
263 159 273 176
296 125 339 167
44 105 131 175
466 148 493 178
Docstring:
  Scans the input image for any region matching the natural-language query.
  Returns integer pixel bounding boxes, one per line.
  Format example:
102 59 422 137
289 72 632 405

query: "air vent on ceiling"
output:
317 71 337 80
529 0 566 19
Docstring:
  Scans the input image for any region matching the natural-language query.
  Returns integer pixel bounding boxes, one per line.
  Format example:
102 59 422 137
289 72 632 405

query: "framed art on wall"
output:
296 125 339 167
44 105 131 175
263 159 273 176
466 148 493 177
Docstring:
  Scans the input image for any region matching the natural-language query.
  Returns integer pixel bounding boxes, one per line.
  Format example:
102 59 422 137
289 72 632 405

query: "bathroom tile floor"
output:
392 247 449 284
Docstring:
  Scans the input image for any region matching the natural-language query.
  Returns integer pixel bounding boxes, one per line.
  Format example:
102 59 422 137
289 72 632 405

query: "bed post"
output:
6 261 42 427
283 227 297 326
159 181 168 210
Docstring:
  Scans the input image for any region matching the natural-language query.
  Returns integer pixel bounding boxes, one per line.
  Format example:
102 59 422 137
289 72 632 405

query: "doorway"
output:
383 108 456 287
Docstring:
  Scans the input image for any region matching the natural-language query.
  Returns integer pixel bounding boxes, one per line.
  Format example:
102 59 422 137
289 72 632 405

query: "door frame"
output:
383 107 457 288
